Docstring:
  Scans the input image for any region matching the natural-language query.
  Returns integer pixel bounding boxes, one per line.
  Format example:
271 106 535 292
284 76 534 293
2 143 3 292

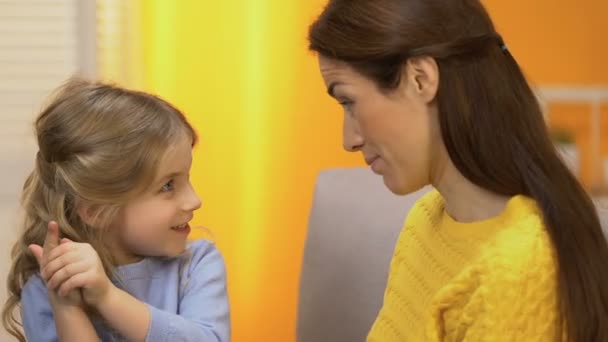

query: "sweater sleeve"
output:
146 240 230 342
21 275 59 342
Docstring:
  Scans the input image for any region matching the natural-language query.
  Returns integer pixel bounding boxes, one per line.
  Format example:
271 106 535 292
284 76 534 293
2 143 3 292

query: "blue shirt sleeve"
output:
22 275 115 341
145 240 230 342
21 275 59 342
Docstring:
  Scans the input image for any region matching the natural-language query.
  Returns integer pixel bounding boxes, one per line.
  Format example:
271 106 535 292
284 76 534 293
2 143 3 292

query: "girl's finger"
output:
42 221 60 262
44 241 76 265
58 273 88 297
46 261 88 290
28 244 44 266
42 250 81 280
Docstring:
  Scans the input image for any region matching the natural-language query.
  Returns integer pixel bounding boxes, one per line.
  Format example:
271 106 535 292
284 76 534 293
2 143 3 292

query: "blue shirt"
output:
21 239 230 341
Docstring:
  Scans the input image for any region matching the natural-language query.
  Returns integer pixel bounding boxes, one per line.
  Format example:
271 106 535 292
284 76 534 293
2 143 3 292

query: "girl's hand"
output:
29 221 83 306
42 236 116 307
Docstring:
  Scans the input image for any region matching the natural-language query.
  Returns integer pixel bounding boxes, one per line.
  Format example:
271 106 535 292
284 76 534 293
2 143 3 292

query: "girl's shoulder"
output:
185 239 223 263
181 239 226 277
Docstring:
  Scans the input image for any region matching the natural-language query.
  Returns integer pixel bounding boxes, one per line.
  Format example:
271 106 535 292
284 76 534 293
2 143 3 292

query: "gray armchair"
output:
297 168 427 342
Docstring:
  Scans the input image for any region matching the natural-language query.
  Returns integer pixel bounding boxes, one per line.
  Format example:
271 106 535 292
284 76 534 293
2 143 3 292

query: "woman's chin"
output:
382 174 405 195
382 174 424 196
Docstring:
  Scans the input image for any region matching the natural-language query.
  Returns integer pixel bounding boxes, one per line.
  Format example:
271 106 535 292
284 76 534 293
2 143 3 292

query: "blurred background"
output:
0 0 606 341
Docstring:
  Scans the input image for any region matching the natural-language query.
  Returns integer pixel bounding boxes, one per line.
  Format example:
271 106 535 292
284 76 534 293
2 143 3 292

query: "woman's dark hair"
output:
309 1 608 340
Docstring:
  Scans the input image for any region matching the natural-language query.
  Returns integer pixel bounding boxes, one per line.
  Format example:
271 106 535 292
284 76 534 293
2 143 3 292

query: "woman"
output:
308 0 608 340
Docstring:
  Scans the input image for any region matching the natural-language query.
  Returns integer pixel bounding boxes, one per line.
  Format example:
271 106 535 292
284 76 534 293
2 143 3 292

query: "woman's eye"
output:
339 100 355 114
340 100 352 107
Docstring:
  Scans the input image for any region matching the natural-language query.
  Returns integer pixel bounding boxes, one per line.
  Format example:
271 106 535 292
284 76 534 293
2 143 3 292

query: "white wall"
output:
0 0 94 339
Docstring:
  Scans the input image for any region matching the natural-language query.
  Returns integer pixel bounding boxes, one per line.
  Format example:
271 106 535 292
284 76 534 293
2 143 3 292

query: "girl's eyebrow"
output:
156 171 181 184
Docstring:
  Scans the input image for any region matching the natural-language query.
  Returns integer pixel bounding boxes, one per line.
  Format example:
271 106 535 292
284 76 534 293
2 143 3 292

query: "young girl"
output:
310 0 608 341
2 79 230 341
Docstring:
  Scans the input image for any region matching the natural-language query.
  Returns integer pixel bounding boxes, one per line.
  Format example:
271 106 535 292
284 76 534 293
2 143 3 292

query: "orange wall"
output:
483 0 608 187
133 1 608 341
548 104 608 187
484 0 608 84
139 1 358 341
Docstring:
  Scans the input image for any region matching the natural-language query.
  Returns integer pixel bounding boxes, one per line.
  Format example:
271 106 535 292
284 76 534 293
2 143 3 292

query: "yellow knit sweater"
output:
367 190 563 341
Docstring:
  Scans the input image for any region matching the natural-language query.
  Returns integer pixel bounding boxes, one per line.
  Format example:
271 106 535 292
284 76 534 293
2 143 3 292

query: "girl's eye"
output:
161 179 174 192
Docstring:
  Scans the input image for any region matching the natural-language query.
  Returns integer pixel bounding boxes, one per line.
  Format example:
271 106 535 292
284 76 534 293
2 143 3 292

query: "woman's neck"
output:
431 158 510 223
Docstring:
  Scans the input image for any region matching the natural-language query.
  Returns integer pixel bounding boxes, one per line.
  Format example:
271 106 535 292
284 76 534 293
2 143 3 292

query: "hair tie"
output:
496 35 509 53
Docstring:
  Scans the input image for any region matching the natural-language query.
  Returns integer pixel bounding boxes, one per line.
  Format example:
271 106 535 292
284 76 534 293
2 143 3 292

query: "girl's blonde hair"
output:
2 78 198 341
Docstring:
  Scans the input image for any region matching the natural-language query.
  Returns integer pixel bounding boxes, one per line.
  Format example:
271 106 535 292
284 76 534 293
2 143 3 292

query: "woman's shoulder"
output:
488 197 552 261
481 208 557 282
436 213 558 304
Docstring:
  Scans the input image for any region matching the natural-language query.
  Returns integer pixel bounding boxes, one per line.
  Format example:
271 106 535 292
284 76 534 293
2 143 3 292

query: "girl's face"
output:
107 134 201 264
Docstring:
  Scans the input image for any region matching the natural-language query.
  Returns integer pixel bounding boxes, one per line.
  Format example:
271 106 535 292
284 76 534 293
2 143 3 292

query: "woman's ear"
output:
403 56 439 104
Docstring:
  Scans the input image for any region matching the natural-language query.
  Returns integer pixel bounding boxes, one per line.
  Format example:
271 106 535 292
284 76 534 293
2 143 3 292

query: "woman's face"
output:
318 55 442 195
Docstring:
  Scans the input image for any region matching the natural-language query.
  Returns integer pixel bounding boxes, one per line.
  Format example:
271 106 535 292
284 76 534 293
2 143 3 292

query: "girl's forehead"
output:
154 137 194 175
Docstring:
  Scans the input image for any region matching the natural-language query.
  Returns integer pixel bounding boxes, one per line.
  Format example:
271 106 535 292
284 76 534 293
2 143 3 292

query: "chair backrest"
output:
297 167 428 342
